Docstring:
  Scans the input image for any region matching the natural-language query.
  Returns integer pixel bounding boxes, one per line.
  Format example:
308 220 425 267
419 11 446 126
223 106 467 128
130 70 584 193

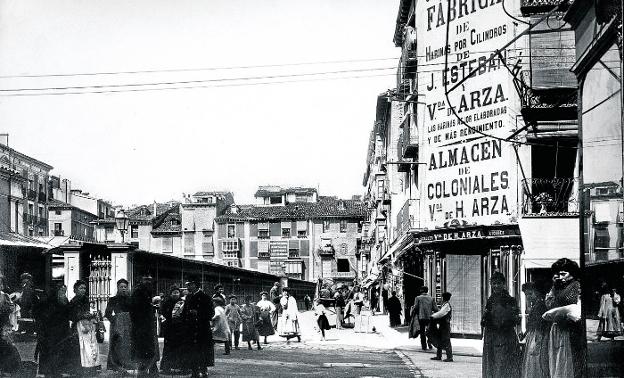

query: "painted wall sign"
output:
269 241 288 259
416 0 519 228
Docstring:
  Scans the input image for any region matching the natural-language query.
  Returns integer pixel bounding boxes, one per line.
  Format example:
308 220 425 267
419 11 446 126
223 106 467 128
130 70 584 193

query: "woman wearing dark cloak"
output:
36 283 72 377
160 285 187 373
481 272 521 378
104 278 133 372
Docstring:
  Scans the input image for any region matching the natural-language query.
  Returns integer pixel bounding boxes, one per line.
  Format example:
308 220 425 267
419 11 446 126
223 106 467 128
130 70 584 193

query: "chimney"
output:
230 204 238 214
153 202 157 216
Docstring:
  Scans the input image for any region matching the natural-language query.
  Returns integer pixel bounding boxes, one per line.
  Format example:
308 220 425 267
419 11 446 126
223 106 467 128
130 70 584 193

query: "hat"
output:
551 258 580 279
490 272 506 284
186 275 200 285
214 284 223 290
228 294 238 300
260 291 268 296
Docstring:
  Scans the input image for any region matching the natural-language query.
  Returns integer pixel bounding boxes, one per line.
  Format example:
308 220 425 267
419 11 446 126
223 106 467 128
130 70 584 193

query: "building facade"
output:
215 186 366 281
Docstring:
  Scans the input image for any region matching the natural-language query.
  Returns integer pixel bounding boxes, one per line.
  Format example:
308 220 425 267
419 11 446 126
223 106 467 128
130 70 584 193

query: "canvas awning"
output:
518 216 580 269
0 232 54 249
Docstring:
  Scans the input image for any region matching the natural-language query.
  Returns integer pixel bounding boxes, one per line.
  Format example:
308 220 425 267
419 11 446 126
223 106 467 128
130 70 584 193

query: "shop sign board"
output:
416 0 519 228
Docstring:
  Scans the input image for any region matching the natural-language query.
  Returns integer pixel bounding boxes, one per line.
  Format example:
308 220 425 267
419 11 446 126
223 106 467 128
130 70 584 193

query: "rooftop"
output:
216 196 366 223
254 186 317 198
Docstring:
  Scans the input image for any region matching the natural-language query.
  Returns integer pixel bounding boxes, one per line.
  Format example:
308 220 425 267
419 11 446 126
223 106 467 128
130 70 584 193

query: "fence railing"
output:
521 177 579 215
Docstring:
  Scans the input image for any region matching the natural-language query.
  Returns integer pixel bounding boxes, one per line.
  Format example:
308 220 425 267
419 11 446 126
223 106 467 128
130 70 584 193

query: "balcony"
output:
258 251 271 259
27 189 37 201
221 238 240 252
329 271 356 279
318 245 335 257
288 250 300 259
38 192 46 203
396 199 420 236
400 114 418 159
53 230 65 236
520 0 568 14
38 217 48 226
24 214 37 225
382 191 391 205
521 177 579 216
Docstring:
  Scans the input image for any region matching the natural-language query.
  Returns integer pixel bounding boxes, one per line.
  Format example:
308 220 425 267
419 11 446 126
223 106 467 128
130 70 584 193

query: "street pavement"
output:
13 311 483 377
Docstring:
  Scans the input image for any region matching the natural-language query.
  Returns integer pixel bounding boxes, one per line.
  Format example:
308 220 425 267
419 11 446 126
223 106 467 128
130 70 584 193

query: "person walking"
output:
256 291 275 344
429 292 453 362
409 286 438 350
130 276 159 377
543 258 585 378
596 283 623 341
225 295 243 350
68 280 100 377
36 283 72 377
314 299 331 341
278 288 301 342
334 290 346 329
387 291 402 327
481 272 521 378
181 277 215 378
520 281 550 378
212 296 231 355
370 288 378 316
269 282 281 330
304 294 311 311
213 284 226 304
240 295 262 350
104 279 132 373
159 285 186 374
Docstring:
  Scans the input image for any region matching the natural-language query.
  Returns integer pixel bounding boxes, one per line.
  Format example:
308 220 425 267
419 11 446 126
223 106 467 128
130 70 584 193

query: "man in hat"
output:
213 284 226 303
182 276 214 378
409 286 438 350
481 272 521 378
430 292 453 362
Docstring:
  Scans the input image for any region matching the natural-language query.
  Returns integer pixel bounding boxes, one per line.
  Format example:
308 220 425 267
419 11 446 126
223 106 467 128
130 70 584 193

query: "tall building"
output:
366 0 580 335
564 0 623 312
215 186 366 281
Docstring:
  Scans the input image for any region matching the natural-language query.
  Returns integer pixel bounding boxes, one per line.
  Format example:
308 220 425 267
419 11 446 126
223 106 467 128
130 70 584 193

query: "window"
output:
162 238 173 253
130 225 139 239
321 238 332 247
289 248 299 258
322 220 330 232
226 260 239 267
227 224 236 238
270 196 282 204
285 261 302 275
295 195 308 203
202 240 214 255
282 227 291 238
340 220 347 233
297 230 307 238
258 222 269 239
377 179 385 198
55 209 61 215
222 240 239 252
184 233 194 254
340 243 348 254
54 223 63 236
337 259 350 272
28 204 34 215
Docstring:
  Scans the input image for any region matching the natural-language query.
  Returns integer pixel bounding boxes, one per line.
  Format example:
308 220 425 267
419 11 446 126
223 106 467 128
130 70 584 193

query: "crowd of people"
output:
0 276 308 377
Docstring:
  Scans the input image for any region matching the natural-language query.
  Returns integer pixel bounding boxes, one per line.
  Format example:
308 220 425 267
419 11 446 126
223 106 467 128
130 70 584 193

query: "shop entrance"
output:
446 254 482 337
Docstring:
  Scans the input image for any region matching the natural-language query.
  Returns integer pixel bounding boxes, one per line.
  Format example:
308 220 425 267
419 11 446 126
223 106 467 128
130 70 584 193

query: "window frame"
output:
340 220 347 233
322 220 330 233
227 224 236 238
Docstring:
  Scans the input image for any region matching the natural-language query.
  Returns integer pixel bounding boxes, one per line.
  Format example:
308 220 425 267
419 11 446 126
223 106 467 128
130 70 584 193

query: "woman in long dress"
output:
212 297 231 355
104 279 133 372
543 258 585 378
159 286 186 373
240 295 261 350
68 280 100 377
278 288 301 342
520 282 550 378
596 284 623 341
314 299 330 341
256 291 275 344
481 272 521 378
37 283 72 377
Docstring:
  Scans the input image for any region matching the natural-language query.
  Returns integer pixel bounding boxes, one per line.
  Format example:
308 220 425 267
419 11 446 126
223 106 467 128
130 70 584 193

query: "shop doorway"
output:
446 254 482 337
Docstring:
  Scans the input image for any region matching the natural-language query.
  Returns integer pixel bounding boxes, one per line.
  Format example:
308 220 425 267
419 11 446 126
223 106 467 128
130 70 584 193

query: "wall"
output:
70 193 98 216
312 219 360 280
48 208 72 237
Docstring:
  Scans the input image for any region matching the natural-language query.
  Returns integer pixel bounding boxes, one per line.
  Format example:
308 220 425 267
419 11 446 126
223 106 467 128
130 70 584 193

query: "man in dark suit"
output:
408 286 438 350
183 277 215 378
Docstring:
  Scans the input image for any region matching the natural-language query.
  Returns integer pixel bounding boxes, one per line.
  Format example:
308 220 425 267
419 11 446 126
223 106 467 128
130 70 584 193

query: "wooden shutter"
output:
529 16 576 89
446 254 482 336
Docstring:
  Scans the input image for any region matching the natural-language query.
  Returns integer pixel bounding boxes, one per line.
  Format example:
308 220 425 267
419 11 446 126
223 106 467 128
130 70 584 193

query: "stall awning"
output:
518 216 580 269
379 233 414 263
0 232 54 249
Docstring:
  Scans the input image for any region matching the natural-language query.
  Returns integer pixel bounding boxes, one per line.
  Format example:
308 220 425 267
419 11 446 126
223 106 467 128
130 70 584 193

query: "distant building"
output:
48 199 97 242
49 176 114 219
215 186 366 281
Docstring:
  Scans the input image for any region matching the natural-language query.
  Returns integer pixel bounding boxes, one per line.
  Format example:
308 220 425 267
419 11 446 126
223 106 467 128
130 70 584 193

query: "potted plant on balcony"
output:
534 192 555 214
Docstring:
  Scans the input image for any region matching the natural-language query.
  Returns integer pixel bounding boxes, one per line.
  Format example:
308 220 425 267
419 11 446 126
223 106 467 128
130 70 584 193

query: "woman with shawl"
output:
36 283 71 377
240 295 261 350
68 280 100 376
104 279 132 372
520 281 550 378
543 258 585 378
278 288 301 342
159 285 186 374
256 291 275 344
481 272 521 378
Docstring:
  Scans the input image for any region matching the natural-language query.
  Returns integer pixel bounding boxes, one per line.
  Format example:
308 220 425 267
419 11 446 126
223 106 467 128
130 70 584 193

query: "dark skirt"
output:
160 319 186 371
258 311 275 337
317 314 330 330
0 337 21 374
107 312 133 371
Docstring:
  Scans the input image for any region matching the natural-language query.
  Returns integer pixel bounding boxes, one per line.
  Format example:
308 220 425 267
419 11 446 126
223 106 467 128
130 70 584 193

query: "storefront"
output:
417 224 522 338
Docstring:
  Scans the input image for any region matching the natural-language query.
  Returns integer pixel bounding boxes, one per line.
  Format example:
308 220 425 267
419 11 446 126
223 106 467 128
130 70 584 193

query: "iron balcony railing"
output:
54 230 65 236
396 199 420 235
27 189 37 200
521 177 579 216
318 245 335 256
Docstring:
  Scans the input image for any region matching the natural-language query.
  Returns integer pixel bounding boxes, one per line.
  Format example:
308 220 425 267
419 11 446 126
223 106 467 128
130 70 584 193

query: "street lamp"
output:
115 209 129 243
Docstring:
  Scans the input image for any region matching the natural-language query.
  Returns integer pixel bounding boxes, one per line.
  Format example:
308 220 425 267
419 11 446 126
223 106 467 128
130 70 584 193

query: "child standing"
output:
314 299 331 341
225 295 242 350
212 297 231 355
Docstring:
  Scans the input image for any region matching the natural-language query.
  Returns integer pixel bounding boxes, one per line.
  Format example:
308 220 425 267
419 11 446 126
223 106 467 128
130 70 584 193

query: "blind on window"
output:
258 240 269 253
529 17 576 89
446 254 482 336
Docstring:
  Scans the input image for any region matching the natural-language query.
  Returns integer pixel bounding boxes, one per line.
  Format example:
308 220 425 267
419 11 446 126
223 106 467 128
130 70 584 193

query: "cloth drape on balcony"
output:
518 217 580 269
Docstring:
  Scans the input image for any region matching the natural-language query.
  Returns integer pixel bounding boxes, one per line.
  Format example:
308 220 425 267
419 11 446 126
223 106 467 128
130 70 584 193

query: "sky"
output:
0 0 400 207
